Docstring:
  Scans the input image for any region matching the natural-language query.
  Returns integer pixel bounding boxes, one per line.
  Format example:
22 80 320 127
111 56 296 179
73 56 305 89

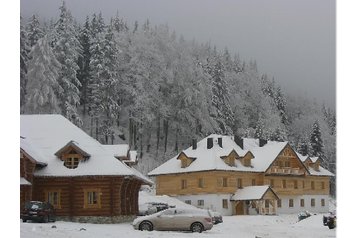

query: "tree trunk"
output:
164 119 169 153
146 124 152 153
133 121 137 150
174 125 179 153
139 123 143 158
90 116 94 137
95 118 99 140
156 117 161 152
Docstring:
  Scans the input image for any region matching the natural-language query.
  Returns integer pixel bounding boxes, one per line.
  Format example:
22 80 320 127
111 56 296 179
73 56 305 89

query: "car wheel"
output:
139 221 153 231
22 219 27 223
328 223 335 229
191 222 204 233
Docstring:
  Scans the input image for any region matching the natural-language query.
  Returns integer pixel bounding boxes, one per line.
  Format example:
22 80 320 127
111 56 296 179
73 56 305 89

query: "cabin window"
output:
321 181 325 189
311 198 315 207
198 178 204 188
300 199 305 207
270 179 274 188
284 161 290 167
289 199 294 208
302 181 305 189
321 199 325 207
84 189 101 209
265 200 270 208
243 158 250 166
294 180 298 189
311 181 315 190
282 180 287 188
223 178 228 187
197 200 204 206
222 199 228 209
237 178 242 188
64 157 79 169
277 199 282 208
45 190 61 209
185 200 191 205
252 179 256 186
181 179 187 189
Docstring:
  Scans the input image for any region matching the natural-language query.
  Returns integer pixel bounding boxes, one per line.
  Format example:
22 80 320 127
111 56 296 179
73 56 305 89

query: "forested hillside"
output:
20 2 336 194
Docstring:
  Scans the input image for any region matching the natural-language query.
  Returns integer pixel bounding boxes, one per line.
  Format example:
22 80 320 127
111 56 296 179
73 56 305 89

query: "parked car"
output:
138 202 169 216
209 211 223 224
133 208 213 233
21 201 56 223
323 211 336 229
298 211 311 221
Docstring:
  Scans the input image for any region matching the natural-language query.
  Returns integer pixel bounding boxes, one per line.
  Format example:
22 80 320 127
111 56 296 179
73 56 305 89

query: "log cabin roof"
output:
20 114 152 184
230 185 279 201
20 137 47 166
148 134 334 177
296 152 334 176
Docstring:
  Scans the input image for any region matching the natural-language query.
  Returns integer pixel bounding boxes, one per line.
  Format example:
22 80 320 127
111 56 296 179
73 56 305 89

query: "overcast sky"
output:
20 0 336 108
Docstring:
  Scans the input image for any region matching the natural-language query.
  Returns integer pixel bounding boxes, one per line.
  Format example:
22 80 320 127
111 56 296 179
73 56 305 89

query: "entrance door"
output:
235 201 245 215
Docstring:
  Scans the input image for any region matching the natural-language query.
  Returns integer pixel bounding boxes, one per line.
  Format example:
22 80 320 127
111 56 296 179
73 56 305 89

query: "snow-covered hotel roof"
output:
148 134 334 177
20 114 151 184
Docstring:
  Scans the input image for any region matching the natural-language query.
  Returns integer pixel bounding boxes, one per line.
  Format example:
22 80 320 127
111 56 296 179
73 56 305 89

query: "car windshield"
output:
25 202 45 210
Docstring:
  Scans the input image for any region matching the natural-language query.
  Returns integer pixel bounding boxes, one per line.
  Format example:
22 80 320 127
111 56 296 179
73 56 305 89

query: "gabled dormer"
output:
266 144 309 175
55 140 90 169
221 150 239 167
308 157 322 171
239 151 255 167
177 152 196 168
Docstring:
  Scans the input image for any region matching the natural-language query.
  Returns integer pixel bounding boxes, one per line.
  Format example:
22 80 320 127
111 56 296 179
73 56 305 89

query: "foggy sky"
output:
20 0 336 108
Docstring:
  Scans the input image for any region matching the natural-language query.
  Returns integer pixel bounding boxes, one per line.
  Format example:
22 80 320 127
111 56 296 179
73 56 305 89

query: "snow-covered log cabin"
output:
148 134 334 216
20 114 152 223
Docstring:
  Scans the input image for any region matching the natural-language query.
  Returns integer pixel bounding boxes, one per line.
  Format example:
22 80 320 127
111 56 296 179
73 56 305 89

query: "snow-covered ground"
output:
20 213 336 238
20 190 336 238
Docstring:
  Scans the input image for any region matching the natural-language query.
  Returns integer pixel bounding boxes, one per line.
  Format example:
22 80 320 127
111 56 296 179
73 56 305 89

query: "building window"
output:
198 200 204 206
84 189 101 209
302 180 305 189
321 181 325 189
284 161 290 167
222 199 228 209
223 178 228 187
311 181 315 190
321 199 325 207
289 199 294 208
294 180 298 189
300 199 305 207
64 157 79 169
311 198 315 207
237 178 242 188
252 179 256 186
185 200 191 205
277 199 282 208
270 179 274 188
265 200 270 208
46 190 61 209
198 178 204 188
181 179 187 189
282 180 286 188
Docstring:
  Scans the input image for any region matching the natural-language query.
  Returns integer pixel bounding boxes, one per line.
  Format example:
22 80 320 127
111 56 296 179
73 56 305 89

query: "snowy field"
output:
20 213 336 238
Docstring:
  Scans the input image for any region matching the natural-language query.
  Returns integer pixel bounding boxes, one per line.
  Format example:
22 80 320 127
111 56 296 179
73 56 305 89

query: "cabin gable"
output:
55 142 91 169
177 152 196 168
239 151 254 167
222 150 239 167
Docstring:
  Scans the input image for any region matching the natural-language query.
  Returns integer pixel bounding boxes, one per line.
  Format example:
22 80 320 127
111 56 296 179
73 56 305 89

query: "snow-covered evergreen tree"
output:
310 120 324 157
20 16 30 111
24 35 62 114
52 1 82 125
297 138 309 156
26 14 44 47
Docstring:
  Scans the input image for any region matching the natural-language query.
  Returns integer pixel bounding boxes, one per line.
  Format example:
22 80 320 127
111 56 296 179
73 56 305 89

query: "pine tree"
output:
24 35 62 114
310 120 324 157
20 16 30 111
26 14 44 47
53 1 82 125
297 138 309 156
274 86 289 125
77 16 92 114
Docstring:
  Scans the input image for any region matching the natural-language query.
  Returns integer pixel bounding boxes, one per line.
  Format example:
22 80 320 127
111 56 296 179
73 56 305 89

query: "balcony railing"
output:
270 166 303 175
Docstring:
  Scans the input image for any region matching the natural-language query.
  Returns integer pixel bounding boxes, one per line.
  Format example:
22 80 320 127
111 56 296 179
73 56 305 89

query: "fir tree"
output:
26 14 44 47
310 120 324 157
24 35 62 114
53 1 82 125
20 16 30 111
297 138 309 156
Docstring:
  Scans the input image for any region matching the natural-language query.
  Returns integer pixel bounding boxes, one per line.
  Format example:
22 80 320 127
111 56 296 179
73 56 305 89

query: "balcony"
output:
270 166 303 175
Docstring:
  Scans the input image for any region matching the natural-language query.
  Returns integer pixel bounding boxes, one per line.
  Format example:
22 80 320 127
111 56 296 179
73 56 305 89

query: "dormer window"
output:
64 156 79 169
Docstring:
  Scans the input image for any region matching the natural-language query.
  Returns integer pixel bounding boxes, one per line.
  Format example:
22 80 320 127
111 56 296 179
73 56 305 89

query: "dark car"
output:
21 201 56 223
298 211 311 221
323 211 336 229
209 211 223 224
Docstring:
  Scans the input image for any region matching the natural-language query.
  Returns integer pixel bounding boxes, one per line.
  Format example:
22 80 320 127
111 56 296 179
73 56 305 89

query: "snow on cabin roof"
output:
101 144 129 158
231 185 277 201
20 114 152 184
20 137 47 165
148 134 287 176
20 177 32 185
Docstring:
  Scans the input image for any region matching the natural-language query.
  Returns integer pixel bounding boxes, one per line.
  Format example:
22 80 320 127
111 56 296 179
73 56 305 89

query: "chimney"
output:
259 138 267 147
207 137 213 149
234 135 244 149
218 137 223 148
192 139 197 150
